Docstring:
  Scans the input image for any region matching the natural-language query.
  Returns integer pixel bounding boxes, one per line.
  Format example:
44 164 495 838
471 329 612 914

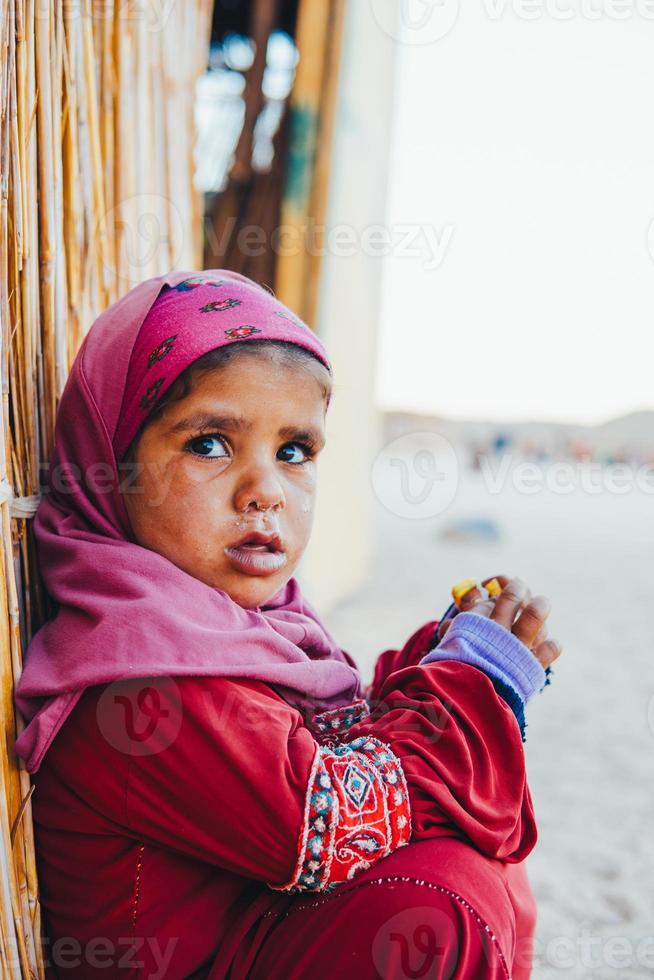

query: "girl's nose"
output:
233 465 285 513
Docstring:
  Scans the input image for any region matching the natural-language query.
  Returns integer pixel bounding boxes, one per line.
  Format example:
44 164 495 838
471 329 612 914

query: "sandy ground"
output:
321 449 654 979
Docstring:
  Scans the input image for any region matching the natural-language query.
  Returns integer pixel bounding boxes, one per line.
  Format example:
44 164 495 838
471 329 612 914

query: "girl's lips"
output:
224 543 288 577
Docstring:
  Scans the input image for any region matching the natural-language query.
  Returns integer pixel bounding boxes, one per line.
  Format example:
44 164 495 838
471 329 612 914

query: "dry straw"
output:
0 2 212 974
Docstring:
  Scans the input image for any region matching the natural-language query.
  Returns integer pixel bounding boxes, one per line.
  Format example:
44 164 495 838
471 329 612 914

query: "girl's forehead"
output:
192 350 331 402
112 274 330 462
165 358 329 425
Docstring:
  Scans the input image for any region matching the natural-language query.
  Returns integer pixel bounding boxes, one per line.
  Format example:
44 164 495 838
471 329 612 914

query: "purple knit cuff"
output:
419 611 547 705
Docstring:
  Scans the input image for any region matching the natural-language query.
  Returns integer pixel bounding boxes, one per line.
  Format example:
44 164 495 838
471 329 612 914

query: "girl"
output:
14 270 561 980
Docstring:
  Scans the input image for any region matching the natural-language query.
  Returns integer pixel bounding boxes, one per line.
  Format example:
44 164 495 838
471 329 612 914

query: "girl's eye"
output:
277 442 311 464
186 434 230 460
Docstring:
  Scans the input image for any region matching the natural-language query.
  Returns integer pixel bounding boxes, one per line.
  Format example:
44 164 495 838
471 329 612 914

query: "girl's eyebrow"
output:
168 413 250 435
167 414 325 448
278 426 325 449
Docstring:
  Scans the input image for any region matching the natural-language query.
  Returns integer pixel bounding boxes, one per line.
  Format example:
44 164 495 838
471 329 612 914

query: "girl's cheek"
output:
143 462 180 509
293 493 316 542
300 489 314 515
287 469 316 507
291 462 317 492
177 454 233 486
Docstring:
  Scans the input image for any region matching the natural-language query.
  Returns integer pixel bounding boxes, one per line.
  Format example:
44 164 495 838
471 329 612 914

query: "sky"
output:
375 2 654 425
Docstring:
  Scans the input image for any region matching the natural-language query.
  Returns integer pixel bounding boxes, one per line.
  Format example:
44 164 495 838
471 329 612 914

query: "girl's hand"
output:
437 574 563 670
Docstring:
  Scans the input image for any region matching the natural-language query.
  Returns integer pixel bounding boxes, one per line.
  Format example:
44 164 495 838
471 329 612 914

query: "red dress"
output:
31 623 538 979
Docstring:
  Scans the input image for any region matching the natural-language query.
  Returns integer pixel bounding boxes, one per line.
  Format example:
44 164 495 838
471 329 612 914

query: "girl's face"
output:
121 350 328 609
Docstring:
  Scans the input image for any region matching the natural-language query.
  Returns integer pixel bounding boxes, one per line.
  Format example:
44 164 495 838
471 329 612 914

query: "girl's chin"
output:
213 570 295 610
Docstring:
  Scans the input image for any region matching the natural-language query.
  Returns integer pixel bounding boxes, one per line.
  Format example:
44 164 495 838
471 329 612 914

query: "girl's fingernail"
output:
531 595 551 616
510 578 527 598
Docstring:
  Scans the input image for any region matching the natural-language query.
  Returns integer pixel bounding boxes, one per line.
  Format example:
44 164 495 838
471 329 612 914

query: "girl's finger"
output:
458 586 483 611
534 637 562 669
490 577 528 628
481 574 510 590
533 622 549 647
512 595 551 648
437 618 454 641
481 575 532 614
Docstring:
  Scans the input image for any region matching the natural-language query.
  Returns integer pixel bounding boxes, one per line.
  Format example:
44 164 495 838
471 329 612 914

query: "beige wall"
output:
300 1 399 611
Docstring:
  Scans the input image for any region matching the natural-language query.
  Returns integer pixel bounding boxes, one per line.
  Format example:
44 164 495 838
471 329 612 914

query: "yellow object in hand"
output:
451 579 477 608
485 578 503 598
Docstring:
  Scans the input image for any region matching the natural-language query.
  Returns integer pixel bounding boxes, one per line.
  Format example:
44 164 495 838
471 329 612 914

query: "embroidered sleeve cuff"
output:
268 734 412 894
308 698 371 739
419 611 547 706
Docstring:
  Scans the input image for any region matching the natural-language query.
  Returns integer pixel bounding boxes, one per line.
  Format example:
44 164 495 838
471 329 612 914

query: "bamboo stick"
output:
0 3 213 974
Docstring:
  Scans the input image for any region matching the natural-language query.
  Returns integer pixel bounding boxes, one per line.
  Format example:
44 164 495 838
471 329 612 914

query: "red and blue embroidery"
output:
309 698 371 743
173 277 226 292
147 334 177 368
224 325 261 340
270 734 411 894
139 378 165 412
199 298 242 314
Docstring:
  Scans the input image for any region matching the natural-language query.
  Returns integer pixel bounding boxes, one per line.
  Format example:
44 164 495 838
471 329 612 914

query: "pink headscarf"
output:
14 270 362 774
